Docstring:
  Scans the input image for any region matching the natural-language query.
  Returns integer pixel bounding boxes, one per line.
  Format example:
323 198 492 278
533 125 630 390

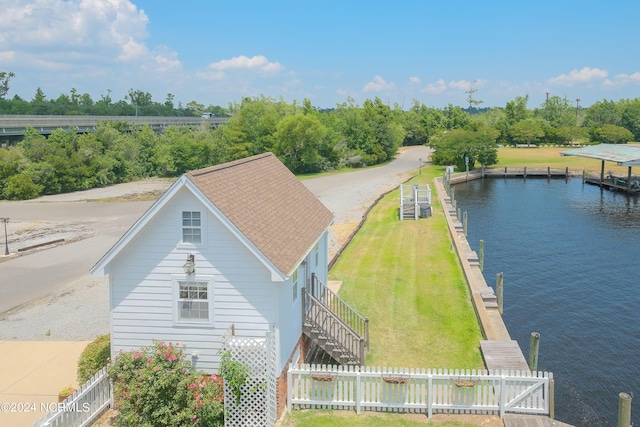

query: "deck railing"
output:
310 274 369 350
30 366 111 427
288 364 553 418
304 293 366 365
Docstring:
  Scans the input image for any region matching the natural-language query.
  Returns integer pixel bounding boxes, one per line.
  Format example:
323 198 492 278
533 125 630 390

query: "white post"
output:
355 367 361 414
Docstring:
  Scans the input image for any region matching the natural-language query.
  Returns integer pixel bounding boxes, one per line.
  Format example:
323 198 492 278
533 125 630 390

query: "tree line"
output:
2 69 640 200
0 71 226 117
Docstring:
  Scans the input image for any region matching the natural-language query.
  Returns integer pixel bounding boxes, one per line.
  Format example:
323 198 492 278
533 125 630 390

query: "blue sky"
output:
2 0 640 110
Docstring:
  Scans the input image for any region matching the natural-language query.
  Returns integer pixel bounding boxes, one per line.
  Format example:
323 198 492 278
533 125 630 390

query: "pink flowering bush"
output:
108 341 223 427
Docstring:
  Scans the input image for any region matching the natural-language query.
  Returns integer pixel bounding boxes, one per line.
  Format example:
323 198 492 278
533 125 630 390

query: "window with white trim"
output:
182 211 201 244
178 281 209 322
292 269 298 303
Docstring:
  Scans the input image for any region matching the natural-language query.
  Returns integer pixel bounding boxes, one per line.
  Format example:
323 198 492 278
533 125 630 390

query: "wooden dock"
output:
480 340 530 371
585 176 640 193
448 167 572 185
504 414 574 427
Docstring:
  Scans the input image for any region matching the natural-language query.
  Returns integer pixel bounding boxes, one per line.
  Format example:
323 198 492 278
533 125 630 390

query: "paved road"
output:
0 146 430 317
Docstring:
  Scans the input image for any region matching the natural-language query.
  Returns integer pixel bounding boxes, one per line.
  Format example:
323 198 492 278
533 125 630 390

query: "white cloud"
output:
448 79 473 90
208 55 283 73
548 67 608 85
362 75 395 92
1 0 149 60
423 79 447 94
603 72 640 87
118 38 148 61
409 76 421 84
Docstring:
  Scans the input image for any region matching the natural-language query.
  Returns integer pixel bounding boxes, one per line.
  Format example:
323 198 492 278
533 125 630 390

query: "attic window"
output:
182 211 201 244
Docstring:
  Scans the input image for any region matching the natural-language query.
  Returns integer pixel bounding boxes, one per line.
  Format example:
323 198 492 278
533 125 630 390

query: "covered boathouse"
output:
561 144 640 194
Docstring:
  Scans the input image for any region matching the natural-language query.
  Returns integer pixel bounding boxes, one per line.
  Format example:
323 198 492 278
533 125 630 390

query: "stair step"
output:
484 301 499 309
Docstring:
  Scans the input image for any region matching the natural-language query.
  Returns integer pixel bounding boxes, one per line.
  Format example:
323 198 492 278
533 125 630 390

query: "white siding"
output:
110 189 279 373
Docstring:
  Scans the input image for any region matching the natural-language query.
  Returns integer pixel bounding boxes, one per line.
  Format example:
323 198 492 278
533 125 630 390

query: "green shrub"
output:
108 341 223 427
2 173 42 200
77 334 111 383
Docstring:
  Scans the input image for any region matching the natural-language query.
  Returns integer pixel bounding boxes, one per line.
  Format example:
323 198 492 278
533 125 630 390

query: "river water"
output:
453 177 640 427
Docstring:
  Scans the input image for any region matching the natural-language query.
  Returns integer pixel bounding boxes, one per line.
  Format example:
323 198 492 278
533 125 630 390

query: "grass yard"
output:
282 410 503 427
283 146 590 426
329 166 484 369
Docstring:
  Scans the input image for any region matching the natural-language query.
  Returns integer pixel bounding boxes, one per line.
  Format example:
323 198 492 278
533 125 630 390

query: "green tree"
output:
535 96 575 128
590 124 634 144
442 104 470 130
620 98 640 141
509 118 547 147
274 113 331 173
0 70 15 99
504 95 531 125
584 100 621 127
31 87 49 114
431 128 498 171
3 174 42 200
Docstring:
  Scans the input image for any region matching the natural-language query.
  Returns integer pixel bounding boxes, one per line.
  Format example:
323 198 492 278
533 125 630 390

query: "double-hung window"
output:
177 281 209 322
182 211 201 244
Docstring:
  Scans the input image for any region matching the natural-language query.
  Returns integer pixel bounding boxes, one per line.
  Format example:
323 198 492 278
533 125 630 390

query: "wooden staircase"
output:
302 274 369 366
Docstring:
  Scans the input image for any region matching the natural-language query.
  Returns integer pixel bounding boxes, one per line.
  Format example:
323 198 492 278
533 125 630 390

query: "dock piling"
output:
618 392 632 427
528 332 540 371
479 240 484 272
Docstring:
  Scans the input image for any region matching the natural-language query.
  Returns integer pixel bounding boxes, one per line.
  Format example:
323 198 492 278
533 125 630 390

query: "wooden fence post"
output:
618 392 632 427
479 240 484 272
528 332 540 371
496 273 503 315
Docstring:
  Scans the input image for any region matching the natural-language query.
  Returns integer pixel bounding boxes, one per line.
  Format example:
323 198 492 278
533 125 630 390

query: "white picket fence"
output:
288 364 552 418
30 367 111 427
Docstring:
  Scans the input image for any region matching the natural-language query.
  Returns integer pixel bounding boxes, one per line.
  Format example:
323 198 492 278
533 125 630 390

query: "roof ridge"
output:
189 152 273 177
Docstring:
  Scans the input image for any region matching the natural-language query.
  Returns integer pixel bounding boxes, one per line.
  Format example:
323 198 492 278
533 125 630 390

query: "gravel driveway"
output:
0 147 430 340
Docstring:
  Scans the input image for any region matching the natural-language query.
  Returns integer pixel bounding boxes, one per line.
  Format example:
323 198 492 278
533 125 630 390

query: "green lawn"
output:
496 146 630 175
282 410 500 427
284 147 585 426
329 165 484 369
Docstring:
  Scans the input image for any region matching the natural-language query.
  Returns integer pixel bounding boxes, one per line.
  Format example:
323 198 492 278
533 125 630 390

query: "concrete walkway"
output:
0 341 89 427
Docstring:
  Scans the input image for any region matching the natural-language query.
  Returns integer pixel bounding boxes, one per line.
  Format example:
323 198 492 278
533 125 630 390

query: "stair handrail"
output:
310 274 369 350
303 290 366 365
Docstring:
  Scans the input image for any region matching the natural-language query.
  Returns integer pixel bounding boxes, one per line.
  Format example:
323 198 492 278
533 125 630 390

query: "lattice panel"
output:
223 327 277 427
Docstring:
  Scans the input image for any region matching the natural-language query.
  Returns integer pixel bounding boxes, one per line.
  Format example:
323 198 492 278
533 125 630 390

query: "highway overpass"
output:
0 115 229 145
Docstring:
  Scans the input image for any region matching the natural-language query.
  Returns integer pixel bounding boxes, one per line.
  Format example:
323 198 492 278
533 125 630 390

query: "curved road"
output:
0 146 430 316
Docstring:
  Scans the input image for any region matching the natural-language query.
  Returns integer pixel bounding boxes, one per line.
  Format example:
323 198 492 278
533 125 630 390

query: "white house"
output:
91 152 334 382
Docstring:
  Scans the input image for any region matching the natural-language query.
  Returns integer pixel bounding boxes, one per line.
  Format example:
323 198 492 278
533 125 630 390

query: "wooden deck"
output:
504 414 574 427
585 177 640 193
480 340 530 371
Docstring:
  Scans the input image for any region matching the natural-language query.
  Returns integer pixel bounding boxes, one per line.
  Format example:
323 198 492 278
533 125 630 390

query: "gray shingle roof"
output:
186 153 334 276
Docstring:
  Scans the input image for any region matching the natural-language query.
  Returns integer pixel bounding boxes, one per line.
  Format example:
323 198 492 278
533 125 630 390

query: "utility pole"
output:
575 98 581 124
545 91 550 104
1 218 8 256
